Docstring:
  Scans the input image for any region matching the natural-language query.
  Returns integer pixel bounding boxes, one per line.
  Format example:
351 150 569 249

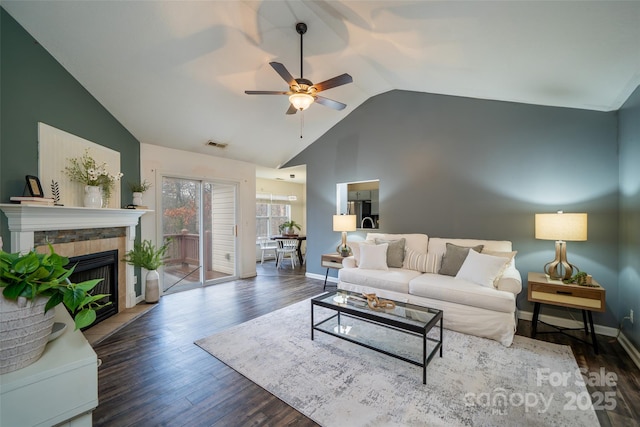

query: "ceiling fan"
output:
245 22 353 115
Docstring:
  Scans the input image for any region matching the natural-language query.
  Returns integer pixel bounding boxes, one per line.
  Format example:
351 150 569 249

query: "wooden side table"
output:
527 272 606 354
321 253 345 290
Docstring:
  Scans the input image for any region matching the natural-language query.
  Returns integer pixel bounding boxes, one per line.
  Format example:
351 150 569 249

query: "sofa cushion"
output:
339 267 421 294
409 274 515 313
438 243 484 276
358 243 388 270
455 249 509 288
428 238 513 273
374 238 405 268
366 233 429 257
404 248 438 273
482 249 518 270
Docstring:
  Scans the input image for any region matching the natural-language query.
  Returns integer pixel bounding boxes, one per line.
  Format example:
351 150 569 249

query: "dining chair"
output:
258 238 278 264
276 239 298 269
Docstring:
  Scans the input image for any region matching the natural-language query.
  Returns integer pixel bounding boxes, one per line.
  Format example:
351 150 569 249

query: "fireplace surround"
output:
0 205 147 309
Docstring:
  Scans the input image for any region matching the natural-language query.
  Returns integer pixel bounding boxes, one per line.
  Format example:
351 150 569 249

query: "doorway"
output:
161 176 238 293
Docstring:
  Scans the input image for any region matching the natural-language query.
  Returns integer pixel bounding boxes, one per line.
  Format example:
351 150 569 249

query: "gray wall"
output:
287 90 619 328
1 8 143 293
618 85 640 349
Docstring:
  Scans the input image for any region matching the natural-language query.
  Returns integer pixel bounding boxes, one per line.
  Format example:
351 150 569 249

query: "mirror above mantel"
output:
336 180 379 230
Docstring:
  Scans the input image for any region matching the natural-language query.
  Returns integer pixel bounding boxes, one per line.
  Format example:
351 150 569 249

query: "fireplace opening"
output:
68 250 119 328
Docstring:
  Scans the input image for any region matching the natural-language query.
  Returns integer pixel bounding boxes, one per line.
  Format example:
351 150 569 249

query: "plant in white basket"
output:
0 244 110 374
63 148 123 205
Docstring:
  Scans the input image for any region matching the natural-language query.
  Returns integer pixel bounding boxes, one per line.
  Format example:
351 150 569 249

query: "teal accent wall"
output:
287 89 620 328
0 8 142 293
618 85 640 349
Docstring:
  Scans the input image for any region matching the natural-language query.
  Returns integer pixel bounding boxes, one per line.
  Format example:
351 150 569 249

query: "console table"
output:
0 307 98 426
527 272 606 354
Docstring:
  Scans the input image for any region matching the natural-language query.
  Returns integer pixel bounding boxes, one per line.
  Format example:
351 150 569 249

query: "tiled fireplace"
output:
0 205 147 310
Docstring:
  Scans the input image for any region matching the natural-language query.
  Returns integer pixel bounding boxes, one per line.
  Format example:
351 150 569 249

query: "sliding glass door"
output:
161 176 237 293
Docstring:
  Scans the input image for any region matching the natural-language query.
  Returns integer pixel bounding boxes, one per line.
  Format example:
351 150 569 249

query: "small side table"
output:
527 272 606 354
321 253 345 290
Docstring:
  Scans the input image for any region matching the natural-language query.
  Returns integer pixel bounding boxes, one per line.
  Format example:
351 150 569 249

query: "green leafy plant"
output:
0 244 109 330
129 180 152 193
278 220 301 233
122 239 170 271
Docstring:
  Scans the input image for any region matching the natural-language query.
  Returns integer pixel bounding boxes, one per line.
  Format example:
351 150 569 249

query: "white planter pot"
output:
132 192 143 206
145 269 160 303
83 185 103 208
0 296 55 374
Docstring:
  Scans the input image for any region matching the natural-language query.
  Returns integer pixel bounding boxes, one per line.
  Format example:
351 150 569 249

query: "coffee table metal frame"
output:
311 291 443 384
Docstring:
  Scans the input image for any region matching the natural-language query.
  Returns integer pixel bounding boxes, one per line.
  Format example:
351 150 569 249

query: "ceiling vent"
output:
207 140 228 149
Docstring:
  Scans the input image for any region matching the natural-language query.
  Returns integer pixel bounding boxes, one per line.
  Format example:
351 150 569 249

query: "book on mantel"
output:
10 196 55 205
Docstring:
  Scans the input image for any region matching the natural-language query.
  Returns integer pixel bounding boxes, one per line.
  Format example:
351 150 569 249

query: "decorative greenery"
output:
63 148 123 202
563 271 589 285
122 239 171 271
278 220 301 233
129 180 152 193
51 180 61 204
0 244 109 330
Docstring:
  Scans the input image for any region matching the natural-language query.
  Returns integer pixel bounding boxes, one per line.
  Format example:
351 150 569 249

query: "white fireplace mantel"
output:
0 204 149 308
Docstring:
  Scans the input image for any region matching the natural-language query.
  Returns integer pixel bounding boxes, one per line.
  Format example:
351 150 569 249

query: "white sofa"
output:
337 233 522 346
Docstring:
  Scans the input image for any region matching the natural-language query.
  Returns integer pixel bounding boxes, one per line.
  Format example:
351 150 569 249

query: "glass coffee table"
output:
311 290 443 384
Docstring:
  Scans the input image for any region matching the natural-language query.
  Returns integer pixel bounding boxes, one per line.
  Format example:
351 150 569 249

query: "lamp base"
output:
544 240 579 280
336 244 352 257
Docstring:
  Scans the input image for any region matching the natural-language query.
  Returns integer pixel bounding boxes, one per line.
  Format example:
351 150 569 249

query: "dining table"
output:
271 235 306 265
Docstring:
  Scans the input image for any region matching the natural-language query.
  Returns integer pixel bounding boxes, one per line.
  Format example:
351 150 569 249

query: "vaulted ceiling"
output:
4 1 640 175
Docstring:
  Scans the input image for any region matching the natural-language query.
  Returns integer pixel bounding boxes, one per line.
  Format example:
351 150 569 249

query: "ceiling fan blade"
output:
244 90 290 95
286 104 298 115
313 73 353 92
270 62 296 86
315 96 346 110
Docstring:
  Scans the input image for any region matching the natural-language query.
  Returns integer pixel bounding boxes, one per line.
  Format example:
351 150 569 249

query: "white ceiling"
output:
4 1 640 177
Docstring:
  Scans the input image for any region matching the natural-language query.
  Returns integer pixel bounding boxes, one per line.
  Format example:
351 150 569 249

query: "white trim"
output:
306 272 339 284
0 204 147 308
518 310 618 337
618 332 640 371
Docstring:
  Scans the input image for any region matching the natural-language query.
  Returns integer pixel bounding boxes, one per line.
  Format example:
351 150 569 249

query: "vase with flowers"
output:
63 149 123 208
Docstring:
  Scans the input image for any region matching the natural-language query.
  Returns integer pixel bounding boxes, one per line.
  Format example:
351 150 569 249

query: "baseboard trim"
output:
618 332 640 371
518 310 618 337
305 272 338 284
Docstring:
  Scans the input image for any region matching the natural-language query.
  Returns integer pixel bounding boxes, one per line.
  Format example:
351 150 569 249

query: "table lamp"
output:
535 211 587 280
333 214 357 257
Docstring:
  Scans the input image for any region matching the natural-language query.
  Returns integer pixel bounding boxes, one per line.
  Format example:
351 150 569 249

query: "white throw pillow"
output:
455 249 508 288
358 243 389 270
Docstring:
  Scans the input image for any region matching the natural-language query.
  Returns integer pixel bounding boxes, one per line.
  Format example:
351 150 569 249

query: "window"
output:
256 194 291 240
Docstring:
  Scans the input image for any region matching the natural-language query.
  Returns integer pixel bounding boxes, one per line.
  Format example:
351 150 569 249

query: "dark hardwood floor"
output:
92 263 640 426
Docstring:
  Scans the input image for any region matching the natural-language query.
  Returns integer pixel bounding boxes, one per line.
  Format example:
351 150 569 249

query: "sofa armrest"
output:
342 256 357 268
496 268 522 295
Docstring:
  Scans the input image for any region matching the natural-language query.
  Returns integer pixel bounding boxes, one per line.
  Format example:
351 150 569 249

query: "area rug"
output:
195 299 600 427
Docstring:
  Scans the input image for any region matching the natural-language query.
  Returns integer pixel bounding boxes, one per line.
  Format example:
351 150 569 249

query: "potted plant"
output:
122 239 170 303
279 220 301 236
0 244 109 374
128 180 152 206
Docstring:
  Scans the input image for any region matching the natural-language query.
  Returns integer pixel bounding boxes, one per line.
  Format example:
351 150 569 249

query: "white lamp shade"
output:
333 215 357 232
289 93 314 111
535 212 587 241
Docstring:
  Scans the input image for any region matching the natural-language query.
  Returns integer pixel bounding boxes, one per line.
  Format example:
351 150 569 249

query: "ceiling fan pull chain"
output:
300 112 304 139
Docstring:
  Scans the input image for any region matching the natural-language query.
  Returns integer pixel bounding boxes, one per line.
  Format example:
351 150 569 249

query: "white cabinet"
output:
348 190 371 201
0 307 98 427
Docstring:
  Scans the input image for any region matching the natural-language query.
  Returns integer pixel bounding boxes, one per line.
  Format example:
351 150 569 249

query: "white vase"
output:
83 185 103 208
132 192 143 206
145 270 160 303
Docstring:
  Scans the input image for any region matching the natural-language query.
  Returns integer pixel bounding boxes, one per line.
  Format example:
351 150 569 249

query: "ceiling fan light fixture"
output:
289 93 314 111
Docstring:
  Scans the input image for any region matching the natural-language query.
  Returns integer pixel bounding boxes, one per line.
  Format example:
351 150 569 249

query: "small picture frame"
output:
25 175 44 197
